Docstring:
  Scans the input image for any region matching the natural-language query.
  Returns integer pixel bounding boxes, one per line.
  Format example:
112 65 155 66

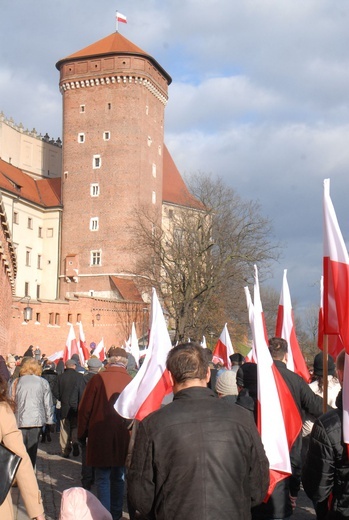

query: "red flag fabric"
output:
317 276 344 359
116 11 127 23
212 324 234 368
115 288 173 421
63 325 79 363
275 269 310 383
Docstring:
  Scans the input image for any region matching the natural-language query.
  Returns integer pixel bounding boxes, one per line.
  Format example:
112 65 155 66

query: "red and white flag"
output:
212 324 234 368
78 322 90 363
317 276 344 359
275 269 310 382
323 178 349 444
93 338 106 362
63 325 79 363
115 288 173 420
48 350 63 363
116 11 127 23
245 282 302 499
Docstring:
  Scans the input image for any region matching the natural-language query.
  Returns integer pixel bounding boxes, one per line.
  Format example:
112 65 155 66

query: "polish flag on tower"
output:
116 11 127 23
212 324 234 369
63 325 79 363
275 270 310 382
115 288 173 421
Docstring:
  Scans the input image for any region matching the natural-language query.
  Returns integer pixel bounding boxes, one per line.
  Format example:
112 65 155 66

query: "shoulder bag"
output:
0 442 22 505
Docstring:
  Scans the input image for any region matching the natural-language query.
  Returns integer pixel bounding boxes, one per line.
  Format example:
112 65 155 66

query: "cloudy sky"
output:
1 0 349 319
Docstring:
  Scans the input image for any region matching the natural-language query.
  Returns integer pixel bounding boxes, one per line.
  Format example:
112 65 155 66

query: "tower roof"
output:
56 32 172 84
162 145 204 210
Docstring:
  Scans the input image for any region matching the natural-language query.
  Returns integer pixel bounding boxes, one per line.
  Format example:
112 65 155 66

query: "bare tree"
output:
131 173 280 343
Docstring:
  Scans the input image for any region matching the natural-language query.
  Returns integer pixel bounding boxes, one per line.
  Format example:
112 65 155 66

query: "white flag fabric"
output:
115 288 173 420
212 324 234 368
93 338 105 361
130 322 140 368
201 336 207 349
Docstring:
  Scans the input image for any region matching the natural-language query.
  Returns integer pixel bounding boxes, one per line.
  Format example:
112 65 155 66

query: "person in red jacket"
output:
78 348 132 520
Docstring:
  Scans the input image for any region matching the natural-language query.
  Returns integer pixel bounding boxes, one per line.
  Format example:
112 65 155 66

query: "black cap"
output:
313 352 335 377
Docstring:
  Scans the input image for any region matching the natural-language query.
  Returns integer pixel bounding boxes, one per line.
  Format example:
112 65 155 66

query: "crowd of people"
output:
0 338 346 520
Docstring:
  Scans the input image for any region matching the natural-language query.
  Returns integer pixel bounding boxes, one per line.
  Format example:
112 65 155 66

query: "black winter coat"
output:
128 386 269 520
302 390 349 519
52 368 85 419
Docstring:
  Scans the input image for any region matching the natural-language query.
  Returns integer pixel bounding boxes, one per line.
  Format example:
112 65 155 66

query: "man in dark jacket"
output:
128 343 270 520
52 358 85 458
302 349 348 519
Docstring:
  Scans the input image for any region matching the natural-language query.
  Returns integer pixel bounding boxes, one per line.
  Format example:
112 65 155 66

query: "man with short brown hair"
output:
128 342 269 520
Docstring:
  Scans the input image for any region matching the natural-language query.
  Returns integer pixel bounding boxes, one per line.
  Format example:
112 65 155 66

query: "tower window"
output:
24 282 30 297
38 227 42 238
152 163 156 178
36 285 40 299
37 255 42 269
103 131 110 141
93 155 101 169
80 105 85 113
90 250 102 266
13 212 19 224
90 183 100 197
78 133 85 143
152 191 156 204
108 103 111 110
90 217 99 231
27 217 33 229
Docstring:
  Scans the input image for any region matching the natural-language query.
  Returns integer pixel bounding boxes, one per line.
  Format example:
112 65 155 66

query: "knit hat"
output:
216 370 238 397
313 352 335 377
87 358 103 369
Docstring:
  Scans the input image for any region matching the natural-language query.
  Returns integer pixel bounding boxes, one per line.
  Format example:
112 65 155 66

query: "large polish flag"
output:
245 284 302 499
275 270 310 382
48 350 64 363
93 338 106 361
317 276 344 359
323 178 349 444
78 322 90 363
212 324 234 368
63 324 79 363
115 288 173 420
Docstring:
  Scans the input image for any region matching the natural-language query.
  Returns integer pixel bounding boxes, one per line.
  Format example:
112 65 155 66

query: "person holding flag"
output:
127 342 269 520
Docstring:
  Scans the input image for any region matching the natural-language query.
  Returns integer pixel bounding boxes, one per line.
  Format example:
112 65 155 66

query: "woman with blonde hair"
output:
0 374 45 519
9 358 53 467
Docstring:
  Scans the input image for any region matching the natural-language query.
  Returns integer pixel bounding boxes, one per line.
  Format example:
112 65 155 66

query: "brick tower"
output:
56 32 172 299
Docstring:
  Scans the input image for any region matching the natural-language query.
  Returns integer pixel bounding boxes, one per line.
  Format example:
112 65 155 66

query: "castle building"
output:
0 30 199 355
56 32 172 300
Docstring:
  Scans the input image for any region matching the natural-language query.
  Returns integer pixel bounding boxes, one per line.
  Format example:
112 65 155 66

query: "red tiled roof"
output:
56 32 172 84
162 145 204 210
0 159 61 208
110 276 143 302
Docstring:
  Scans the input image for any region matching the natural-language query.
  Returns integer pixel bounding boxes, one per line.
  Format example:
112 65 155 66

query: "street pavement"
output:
12 430 315 519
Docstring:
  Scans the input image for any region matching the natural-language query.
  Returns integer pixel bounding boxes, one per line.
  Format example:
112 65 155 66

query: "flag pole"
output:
323 334 328 413
115 10 119 32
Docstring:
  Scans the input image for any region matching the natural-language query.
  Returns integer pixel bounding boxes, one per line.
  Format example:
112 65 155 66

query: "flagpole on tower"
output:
115 10 119 32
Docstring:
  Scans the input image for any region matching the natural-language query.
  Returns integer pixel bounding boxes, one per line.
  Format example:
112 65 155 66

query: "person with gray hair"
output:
78 347 132 520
